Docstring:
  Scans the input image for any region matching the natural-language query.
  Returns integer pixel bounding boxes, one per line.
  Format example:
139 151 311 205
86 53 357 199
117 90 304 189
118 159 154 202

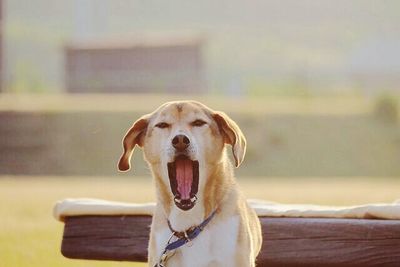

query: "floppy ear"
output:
118 115 150 172
213 112 246 167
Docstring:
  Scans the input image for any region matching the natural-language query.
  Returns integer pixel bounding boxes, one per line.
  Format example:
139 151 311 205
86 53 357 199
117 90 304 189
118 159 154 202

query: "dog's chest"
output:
155 216 240 267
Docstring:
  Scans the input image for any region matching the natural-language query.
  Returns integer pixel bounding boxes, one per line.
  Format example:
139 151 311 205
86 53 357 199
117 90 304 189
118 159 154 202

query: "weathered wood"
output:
259 217 400 266
61 216 400 266
62 215 151 262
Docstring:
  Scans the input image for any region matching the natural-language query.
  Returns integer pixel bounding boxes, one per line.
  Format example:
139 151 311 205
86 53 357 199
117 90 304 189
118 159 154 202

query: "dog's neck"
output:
151 157 235 232
202 158 235 216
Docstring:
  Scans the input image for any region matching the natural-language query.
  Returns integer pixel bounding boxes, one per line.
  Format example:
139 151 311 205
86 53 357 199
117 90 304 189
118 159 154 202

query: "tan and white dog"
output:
118 101 262 267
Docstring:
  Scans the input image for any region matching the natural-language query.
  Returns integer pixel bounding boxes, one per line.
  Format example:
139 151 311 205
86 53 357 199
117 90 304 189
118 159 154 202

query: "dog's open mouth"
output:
167 155 199 211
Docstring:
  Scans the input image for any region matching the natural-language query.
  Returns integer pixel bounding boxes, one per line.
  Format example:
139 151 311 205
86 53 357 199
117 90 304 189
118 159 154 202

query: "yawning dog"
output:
118 101 262 267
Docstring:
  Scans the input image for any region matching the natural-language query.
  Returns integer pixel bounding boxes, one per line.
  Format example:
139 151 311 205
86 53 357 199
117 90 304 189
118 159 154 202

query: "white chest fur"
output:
154 215 240 267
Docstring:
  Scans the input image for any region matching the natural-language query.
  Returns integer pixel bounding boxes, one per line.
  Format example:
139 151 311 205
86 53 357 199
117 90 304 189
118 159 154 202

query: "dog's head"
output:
118 101 246 211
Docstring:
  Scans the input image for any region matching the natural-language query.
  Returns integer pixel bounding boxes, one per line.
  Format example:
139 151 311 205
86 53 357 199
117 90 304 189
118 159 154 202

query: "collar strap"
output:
154 209 218 267
166 209 217 251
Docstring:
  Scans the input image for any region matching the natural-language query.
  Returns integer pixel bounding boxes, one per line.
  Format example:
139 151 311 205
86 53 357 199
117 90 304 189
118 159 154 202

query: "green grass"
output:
0 177 150 267
1 176 399 267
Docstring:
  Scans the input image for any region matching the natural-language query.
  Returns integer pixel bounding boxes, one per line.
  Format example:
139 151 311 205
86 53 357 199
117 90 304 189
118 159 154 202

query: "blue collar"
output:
154 209 217 267
165 209 217 251
155 210 218 266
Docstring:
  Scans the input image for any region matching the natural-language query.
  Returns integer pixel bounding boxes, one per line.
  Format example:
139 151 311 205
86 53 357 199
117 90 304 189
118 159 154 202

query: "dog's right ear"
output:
118 115 150 172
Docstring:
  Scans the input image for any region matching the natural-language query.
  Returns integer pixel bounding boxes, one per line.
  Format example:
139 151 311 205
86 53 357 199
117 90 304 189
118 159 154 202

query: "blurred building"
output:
65 36 206 93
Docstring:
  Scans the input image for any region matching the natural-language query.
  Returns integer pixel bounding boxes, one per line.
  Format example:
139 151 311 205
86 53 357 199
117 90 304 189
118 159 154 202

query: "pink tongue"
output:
175 159 193 200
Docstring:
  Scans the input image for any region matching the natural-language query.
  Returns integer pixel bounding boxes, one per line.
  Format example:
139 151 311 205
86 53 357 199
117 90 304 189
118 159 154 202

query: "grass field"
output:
1 176 399 267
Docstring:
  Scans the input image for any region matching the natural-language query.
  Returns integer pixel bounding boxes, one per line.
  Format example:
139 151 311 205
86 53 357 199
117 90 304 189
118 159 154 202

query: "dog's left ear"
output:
213 112 246 167
118 115 150 172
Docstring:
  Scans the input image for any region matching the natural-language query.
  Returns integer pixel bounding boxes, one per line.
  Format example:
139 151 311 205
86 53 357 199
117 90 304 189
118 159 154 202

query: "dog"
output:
118 101 262 267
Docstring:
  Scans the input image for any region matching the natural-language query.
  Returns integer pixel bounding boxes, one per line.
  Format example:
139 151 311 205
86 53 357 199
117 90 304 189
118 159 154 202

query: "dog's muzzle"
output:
167 155 199 211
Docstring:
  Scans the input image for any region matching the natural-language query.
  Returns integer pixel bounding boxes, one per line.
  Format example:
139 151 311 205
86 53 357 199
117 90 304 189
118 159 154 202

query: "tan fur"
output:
119 101 262 266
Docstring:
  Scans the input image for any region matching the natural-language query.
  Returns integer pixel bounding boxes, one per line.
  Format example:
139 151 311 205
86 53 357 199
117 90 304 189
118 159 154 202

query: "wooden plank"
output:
62 216 151 262
61 216 400 266
259 217 400 266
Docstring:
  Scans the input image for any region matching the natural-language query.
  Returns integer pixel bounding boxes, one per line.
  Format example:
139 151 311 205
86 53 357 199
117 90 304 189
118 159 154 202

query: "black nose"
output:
172 134 190 151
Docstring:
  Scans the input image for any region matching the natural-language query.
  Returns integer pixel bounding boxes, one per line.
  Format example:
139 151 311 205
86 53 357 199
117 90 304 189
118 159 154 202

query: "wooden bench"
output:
60 215 400 266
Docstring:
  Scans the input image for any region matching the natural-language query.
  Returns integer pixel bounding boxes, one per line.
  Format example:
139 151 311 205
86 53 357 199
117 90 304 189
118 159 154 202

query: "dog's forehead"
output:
155 101 210 121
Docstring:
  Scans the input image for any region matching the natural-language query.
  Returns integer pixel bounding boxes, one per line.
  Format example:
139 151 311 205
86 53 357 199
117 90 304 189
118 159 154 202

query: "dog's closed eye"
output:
191 119 207 127
155 122 170 129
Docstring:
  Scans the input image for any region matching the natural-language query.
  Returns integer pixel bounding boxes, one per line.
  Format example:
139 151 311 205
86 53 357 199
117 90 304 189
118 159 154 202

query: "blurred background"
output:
1 1 399 266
